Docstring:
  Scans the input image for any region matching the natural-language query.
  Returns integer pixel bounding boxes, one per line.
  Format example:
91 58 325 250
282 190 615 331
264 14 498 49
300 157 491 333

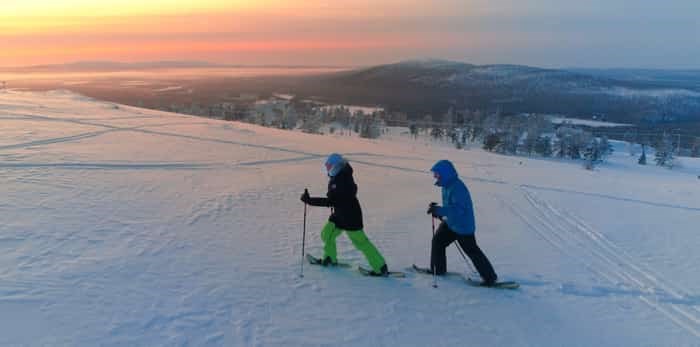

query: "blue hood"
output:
325 153 347 177
431 160 458 187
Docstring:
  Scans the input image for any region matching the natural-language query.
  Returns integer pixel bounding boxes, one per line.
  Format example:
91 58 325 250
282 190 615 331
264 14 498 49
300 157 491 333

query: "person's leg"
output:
346 230 386 273
321 222 343 264
457 234 497 284
430 222 457 275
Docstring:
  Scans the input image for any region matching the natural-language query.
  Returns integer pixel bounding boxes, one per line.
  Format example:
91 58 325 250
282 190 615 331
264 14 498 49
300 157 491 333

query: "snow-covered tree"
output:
483 133 502 152
623 131 638 157
691 138 700 158
520 115 549 156
450 127 469 149
521 132 538 156
583 139 601 170
482 113 500 135
654 133 675 168
583 143 597 170
554 124 590 160
280 105 298 130
469 110 485 142
301 110 323 134
582 136 613 170
553 134 569 158
422 114 433 136
638 144 647 165
535 136 553 157
598 136 613 160
359 115 382 139
500 131 519 155
460 126 469 148
409 123 419 139
430 126 444 140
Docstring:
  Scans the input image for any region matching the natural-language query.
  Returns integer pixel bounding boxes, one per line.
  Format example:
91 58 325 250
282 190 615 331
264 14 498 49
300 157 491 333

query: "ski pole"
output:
432 216 438 288
300 188 308 278
454 243 478 277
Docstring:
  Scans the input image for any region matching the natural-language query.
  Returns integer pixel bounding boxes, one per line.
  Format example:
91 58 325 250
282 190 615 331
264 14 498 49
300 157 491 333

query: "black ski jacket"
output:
306 164 363 231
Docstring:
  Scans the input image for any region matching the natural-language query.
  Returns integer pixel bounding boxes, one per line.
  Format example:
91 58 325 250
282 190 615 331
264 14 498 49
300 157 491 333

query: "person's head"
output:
324 153 347 177
430 160 458 187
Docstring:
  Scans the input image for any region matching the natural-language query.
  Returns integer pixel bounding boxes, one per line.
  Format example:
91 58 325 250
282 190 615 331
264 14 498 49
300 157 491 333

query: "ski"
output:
306 255 403 277
465 278 520 289
306 254 351 268
357 266 406 278
409 264 463 278
411 265 519 289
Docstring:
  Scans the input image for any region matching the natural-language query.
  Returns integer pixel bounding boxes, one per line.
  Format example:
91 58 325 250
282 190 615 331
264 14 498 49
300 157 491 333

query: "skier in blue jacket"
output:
427 160 498 286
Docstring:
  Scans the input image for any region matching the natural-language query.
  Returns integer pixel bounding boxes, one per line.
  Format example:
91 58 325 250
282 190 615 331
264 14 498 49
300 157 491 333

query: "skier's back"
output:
427 159 498 286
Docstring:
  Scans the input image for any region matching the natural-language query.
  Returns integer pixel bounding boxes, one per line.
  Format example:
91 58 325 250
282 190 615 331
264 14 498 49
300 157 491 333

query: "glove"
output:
300 189 310 204
427 202 442 218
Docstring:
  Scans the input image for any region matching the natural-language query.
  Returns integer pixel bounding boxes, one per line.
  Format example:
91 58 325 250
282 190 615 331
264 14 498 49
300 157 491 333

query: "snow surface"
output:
1 89 700 346
154 86 185 93
604 87 700 99
550 116 632 128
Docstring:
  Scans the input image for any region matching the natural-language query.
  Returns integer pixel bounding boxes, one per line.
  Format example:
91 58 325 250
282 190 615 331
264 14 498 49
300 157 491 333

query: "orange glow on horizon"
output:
4 39 413 57
0 1 472 67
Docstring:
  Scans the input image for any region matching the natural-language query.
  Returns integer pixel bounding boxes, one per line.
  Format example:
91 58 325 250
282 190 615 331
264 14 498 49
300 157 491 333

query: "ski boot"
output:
368 264 389 277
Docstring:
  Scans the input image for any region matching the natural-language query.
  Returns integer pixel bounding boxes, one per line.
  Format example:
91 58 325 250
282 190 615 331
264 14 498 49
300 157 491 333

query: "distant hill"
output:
4 59 699 130
565 68 700 91
292 59 700 126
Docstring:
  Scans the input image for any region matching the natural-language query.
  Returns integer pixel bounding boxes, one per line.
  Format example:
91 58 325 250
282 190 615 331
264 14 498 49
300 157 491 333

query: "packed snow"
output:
1 89 699 346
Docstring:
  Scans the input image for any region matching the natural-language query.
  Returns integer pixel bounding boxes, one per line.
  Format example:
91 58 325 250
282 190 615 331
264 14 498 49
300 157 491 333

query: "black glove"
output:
427 202 442 218
300 189 310 204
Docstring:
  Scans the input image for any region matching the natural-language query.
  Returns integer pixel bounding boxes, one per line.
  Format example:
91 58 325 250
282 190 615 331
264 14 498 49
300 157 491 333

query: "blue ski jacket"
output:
431 160 476 235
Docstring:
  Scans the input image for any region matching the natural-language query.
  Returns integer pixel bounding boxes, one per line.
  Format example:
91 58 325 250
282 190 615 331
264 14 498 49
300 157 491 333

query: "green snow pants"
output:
321 222 386 272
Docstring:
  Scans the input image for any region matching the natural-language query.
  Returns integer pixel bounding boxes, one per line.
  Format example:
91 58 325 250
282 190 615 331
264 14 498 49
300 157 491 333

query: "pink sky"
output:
1 0 698 68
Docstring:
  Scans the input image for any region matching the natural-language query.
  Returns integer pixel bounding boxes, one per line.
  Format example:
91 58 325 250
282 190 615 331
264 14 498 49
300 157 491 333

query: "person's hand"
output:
427 202 441 218
301 189 310 204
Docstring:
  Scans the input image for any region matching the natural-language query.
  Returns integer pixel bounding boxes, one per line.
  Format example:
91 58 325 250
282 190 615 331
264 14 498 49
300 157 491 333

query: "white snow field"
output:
1 89 700 347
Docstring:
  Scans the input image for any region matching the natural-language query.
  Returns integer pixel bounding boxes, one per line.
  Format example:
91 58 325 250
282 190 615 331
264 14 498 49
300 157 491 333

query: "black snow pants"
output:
431 222 497 283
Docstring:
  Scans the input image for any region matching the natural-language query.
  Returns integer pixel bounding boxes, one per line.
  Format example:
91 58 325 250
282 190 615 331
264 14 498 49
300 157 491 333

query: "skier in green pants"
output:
301 153 388 276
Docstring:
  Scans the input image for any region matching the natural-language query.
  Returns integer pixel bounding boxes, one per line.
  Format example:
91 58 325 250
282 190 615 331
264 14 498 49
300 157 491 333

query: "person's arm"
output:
301 190 331 207
436 185 473 225
306 196 331 207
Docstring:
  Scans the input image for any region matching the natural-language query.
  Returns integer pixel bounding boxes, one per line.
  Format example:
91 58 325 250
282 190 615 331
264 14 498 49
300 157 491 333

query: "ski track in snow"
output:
0 111 435 175
522 184 700 212
507 187 700 338
0 129 118 151
0 162 212 170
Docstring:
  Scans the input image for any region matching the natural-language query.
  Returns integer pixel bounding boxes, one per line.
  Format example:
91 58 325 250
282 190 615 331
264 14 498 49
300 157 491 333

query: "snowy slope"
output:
1 89 700 346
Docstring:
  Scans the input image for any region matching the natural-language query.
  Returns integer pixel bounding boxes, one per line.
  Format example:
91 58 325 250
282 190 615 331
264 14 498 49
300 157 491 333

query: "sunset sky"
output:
1 0 698 68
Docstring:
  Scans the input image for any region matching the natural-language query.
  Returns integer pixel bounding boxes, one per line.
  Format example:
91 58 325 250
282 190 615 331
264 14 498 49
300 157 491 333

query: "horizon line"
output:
1 59 700 72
